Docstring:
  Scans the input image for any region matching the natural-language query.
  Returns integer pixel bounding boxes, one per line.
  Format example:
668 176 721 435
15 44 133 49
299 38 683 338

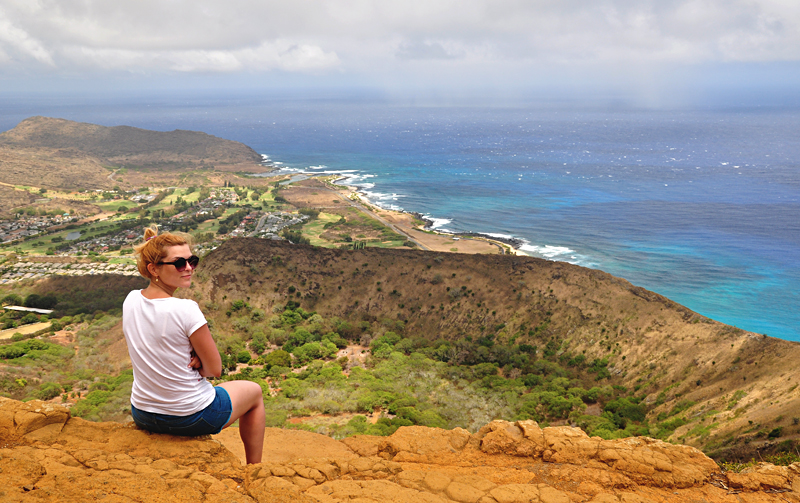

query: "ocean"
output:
1 93 798 340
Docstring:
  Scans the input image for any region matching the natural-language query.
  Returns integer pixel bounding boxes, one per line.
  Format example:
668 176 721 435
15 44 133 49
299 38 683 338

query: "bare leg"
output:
218 381 265 464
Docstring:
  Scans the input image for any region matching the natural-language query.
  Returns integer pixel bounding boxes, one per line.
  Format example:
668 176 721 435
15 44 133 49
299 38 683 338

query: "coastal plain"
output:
279 178 508 254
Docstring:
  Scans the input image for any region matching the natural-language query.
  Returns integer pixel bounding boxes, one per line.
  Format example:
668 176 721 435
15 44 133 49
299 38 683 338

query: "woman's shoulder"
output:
170 296 200 306
171 297 206 327
123 289 143 305
169 296 203 313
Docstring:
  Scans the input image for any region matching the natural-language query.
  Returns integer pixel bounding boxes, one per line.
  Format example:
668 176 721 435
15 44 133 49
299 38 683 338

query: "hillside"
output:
185 238 800 457
2 396 798 502
0 116 264 190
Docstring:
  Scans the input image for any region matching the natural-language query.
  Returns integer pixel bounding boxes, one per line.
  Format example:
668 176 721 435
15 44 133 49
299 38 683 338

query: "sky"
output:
1 0 800 105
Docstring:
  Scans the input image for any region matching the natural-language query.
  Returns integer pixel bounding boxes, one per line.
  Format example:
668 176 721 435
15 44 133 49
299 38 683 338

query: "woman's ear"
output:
146 262 158 278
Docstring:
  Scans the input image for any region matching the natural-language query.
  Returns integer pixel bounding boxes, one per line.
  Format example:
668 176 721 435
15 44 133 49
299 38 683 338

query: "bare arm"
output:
188 324 222 377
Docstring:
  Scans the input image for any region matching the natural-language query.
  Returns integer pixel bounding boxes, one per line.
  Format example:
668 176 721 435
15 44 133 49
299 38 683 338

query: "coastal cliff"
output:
2 396 797 502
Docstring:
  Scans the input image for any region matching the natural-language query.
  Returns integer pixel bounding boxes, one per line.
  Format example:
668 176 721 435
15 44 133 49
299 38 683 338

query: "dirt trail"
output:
0 321 50 340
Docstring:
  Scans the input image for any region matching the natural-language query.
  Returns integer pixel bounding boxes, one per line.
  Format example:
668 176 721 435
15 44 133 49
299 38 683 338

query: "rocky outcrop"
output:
1 398 799 502
474 420 719 488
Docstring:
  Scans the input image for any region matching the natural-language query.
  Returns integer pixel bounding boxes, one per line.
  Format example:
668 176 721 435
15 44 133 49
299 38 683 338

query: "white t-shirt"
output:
122 290 216 415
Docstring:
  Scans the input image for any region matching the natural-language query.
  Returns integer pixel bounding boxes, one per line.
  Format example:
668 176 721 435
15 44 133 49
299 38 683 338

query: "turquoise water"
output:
1 95 798 340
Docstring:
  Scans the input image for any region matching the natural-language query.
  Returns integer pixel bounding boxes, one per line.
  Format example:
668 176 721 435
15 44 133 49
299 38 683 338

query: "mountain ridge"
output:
0 116 264 190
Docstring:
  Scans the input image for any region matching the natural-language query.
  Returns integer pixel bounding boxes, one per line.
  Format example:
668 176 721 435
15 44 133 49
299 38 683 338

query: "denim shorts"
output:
130 386 232 436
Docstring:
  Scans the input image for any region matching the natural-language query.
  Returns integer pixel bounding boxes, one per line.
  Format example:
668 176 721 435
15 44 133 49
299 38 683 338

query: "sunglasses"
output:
157 255 200 271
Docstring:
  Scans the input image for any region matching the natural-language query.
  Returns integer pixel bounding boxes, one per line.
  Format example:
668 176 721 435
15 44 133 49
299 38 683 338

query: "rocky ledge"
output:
1 397 798 502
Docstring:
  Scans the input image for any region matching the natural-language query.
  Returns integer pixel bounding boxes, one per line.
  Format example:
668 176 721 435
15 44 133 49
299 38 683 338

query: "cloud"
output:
68 41 339 73
0 7 54 66
0 0 799 92
396 41 461 60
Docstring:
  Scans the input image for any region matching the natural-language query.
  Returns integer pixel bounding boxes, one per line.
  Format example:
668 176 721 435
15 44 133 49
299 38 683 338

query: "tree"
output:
236 349 252 364
1 294 22 306
24 294 57 309
37 382 63 400
263 349 291 369
298 208 320 219
282 230 310 245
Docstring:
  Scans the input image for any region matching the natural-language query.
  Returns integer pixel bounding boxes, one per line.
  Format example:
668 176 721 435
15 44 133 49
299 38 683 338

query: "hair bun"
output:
143 225 158 241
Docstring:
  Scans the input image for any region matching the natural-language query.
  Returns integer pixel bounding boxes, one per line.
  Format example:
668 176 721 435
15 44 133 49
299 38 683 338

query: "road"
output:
250 213 268 236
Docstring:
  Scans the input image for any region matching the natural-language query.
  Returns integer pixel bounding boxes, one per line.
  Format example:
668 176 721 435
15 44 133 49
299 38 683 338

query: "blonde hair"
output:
134 225 193 279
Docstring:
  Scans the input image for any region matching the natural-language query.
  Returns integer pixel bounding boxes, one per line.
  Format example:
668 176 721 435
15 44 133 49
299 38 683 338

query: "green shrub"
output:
263 350 292 369
669 400 696 417
523 374 543 388
24 294 58 309
37 382 63 401
0 340 69 360
654 416 688 439
355 391 395 412
293 341 337 364
395 406 447 428
473 363 498 379
1 294 23 306
250 330 268 354
0 345 26 359
769 427 784 439
281 378 307 399
604 397 647 423
388 396 418 414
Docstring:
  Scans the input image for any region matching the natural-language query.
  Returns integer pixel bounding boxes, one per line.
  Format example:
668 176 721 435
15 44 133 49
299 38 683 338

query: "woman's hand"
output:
188 351 202 370
188 324 222 377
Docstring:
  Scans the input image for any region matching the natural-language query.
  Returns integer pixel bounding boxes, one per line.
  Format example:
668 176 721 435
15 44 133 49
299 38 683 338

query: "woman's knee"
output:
221 381 263 407
241 381 263 401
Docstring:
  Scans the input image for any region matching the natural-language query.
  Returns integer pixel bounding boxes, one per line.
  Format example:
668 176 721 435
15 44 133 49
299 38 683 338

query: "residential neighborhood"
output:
1 261 139 284
0 213 80 245
0 186 310 283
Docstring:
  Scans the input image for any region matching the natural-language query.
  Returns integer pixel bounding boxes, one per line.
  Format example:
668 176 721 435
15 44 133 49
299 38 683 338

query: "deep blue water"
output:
1 94 798 340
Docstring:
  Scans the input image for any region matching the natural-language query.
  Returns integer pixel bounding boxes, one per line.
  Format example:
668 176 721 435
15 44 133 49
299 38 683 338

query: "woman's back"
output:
124 225 265 463
123 290 215 415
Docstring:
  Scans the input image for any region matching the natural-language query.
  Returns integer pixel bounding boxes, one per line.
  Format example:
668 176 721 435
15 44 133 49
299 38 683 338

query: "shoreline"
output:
318 174 524 256
254 168 532 258
407 212 525 249
261 166 529 254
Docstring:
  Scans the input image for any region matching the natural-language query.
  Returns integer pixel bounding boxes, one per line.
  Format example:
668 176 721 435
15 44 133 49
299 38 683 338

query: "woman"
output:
123 225 265 464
